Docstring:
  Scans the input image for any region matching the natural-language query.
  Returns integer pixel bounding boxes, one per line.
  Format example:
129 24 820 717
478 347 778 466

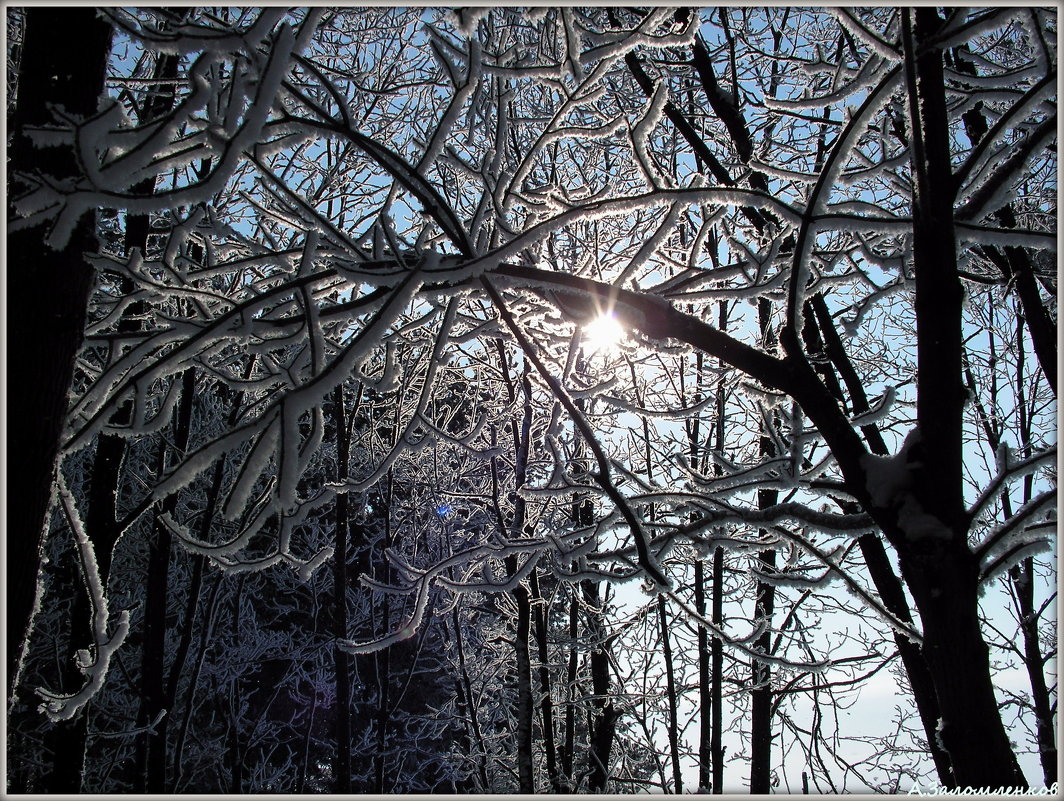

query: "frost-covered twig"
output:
36 482 131 721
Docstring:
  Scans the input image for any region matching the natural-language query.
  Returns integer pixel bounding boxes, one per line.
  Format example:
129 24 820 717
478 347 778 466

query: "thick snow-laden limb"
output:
968 446 1057 523
764 54 896 112
578 8 698 68
849 386 896 427
974 489 1058 567
418 37 482 175
952 72 1056 205
65 258 377 455
631 81 672 190
978 534 1054 588
933 6 1026 52
782 63 903 339
36 483 131 721
100 7 289 57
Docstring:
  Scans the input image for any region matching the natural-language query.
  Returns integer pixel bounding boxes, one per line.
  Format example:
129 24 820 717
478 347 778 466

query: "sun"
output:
582 313 626 355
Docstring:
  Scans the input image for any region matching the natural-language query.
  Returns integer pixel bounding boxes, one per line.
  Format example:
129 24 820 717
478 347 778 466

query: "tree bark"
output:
805 294 954 785
896 9 1027 788
7 5 112 698
510 566 537 792
530 569 563 793
583 580 617 792
657 596 683 793
695 558 712 792
562 588 580 790
749 300 778 794
134 370 196 791
331 384 354 793
1011 557 1057 785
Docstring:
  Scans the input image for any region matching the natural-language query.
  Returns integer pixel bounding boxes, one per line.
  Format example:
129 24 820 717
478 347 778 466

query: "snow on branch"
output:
36 482 131 721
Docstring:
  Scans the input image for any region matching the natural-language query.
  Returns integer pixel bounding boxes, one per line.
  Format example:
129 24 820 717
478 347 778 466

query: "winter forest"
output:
4 5 1057 794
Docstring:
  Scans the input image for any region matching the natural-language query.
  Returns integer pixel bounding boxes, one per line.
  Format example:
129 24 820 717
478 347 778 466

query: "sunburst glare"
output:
582 313 626 355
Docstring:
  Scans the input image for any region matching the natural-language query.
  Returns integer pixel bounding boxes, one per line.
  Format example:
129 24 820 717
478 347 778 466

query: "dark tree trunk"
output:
583 580 617 792
711 544 725 793
1011 558 1057 785
658 596 683 793
449 606 491 790
562 588 580 790
897 9 1027 788
748 542 776 793
7 6 112 698
804 294 954 785
530 569 562 793
331 385 354 793
373 471 395 794
510 564 537 793
749 301 778 794
695 558 712 792
9 11 112 793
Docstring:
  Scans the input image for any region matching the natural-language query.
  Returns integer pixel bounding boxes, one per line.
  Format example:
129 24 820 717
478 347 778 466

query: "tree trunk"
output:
331 385 353 793
749 301 778 794
373 471 394 793
530 569 562 793
7 5 112 698
510 564 537 793
895 9 1027 787
658 596 683 793
583 580 617 792
695 558 712 792
449 607 491 790
904 547 1026 787
1011 558 1056 785
562 588 580 790
748 542 776 793
711 544 725 793
135 371 195 792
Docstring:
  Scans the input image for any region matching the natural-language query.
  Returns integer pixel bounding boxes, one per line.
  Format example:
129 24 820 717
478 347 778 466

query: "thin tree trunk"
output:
510 564 537 792
173 566 225 791
226 574 248 793
530 569 562 793
135 370 196 791
657 596 683 793
711 542 725 793
495 353 537 793
331 384 354 793
562 588 580 790
695 558 712 792
749 300 778 794
1011 557 1056 784
583 580 617 792
711 302 728 794
1010 321 1056 784
449 607 491 790
373 470 394 793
